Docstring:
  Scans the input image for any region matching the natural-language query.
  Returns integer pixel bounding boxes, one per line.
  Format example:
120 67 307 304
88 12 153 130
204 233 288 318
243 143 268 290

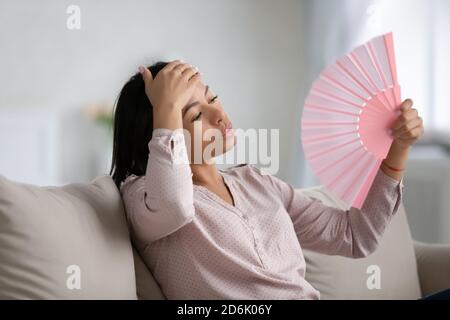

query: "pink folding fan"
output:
301 32 402 209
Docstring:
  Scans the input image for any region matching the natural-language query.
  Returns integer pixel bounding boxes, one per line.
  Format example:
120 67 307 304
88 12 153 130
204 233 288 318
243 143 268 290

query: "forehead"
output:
191 81 209 99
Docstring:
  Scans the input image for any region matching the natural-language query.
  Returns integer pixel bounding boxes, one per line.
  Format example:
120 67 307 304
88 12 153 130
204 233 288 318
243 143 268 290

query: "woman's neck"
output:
190 163 222 187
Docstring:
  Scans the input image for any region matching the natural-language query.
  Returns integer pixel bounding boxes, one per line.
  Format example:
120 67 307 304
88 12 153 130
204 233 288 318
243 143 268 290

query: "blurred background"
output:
0 0 449 243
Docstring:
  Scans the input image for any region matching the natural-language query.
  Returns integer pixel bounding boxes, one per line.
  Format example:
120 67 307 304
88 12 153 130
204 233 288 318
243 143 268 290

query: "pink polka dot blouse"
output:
120 128 404 299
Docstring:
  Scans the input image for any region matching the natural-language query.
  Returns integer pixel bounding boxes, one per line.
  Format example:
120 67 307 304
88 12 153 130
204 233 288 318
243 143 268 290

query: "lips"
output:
224 128 233 137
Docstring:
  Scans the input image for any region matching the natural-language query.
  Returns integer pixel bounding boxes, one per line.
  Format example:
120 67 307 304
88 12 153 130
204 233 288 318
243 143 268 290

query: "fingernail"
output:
138 66 145 74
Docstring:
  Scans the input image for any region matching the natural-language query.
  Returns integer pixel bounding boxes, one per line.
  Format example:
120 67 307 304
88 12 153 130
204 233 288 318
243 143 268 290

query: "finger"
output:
392 108 419 131
401 99 414 111
397 125 424 140
189 71 202 84
173 63 199 81
172 62 192 73
139 66 153 85
182 66 200 81
187 71 202 84
164 59 185 71
393 98 413 117
187 71 201 82
392 117 423 138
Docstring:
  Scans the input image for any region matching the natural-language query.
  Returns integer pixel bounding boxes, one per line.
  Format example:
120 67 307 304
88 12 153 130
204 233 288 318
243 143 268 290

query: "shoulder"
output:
119 174 145 197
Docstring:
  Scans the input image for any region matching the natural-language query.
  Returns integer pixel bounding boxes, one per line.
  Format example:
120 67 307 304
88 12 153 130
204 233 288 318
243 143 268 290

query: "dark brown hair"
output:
109 61 169 189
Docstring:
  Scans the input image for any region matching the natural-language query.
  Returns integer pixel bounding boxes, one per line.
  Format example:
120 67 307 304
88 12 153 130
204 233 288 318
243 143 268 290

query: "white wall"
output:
0 0 306 184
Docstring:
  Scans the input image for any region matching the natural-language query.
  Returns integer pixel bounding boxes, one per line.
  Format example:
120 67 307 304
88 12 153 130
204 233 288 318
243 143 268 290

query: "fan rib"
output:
336 61 374 97
360 101 389 116
307 137 360 160
367 42 389 89
349 52 393 112
304 103 360 118
336 58 392 112
384 33 401 105
354 159 383 208
349 52 380 92
326 148 367 191
321 74 367 102
302 129 358 144
384 33 399 86
302 121 358 127
341 156 374 202
311 88 364 110
376 90 397 113
316 144 364 176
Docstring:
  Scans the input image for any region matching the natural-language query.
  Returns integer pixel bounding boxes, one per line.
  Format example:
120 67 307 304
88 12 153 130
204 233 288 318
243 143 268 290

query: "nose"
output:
209 106 227 126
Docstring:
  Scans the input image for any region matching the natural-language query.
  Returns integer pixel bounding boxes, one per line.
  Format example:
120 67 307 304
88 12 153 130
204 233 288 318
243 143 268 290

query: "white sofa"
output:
1 174 449 300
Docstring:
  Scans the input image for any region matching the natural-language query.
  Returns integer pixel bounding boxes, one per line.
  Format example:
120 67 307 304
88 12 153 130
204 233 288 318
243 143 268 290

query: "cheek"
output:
201 124 216 148
182 120 202 139
183 121 209 152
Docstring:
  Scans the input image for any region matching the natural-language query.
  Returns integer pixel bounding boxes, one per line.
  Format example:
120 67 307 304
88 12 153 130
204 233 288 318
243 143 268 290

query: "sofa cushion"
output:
300 186 422 300
0 174 137 299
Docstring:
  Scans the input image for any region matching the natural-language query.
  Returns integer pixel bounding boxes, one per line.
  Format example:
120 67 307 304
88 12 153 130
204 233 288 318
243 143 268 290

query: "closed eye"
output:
192 95 219 122
193 112 202 121
210 95 219 104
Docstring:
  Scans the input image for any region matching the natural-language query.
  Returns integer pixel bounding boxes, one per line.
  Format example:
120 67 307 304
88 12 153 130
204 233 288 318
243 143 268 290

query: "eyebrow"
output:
182 85 209 117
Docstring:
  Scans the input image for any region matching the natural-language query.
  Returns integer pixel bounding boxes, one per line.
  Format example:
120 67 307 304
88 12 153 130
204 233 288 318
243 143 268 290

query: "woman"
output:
110 60 424 299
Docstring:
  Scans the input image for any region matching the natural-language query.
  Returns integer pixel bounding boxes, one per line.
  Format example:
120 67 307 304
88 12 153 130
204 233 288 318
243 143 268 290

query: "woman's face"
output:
181 80 236 164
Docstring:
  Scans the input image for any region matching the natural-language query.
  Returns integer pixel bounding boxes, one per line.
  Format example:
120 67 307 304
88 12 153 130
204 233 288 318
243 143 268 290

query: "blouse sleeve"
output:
119 128 195 245
263 167 405 258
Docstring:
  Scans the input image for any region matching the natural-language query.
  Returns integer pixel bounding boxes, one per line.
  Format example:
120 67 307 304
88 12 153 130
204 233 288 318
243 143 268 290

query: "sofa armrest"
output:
414 240 450 297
